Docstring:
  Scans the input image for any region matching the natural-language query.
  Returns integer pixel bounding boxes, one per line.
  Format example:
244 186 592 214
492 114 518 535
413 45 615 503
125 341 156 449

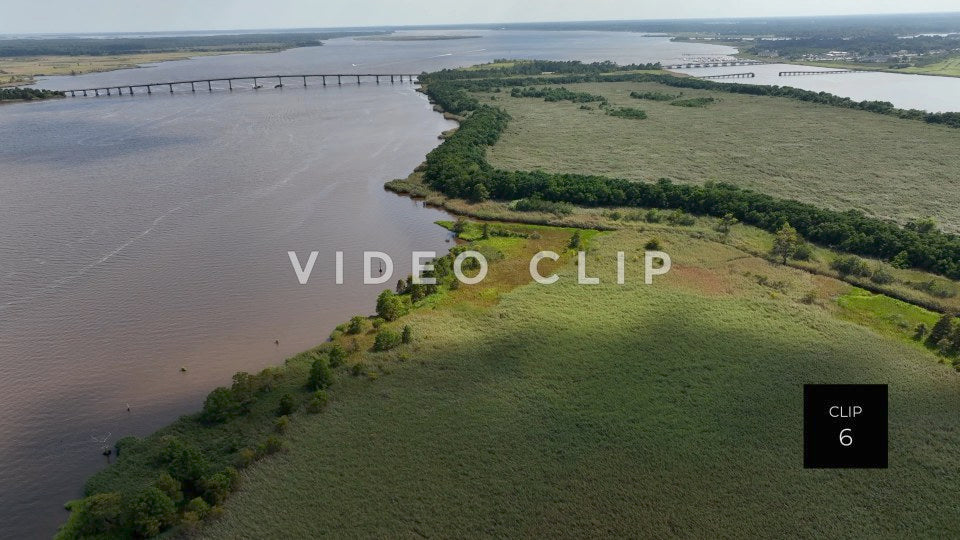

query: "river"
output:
0 29 737 539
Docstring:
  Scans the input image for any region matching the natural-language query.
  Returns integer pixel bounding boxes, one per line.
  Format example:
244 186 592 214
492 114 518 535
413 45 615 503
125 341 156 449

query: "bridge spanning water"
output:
778 70 859 76
701 72 755 79
63 73 420 97
663 60 765 70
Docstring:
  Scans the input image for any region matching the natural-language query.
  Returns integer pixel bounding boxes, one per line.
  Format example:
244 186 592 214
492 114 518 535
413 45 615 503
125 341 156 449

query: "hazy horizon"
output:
3 1 960 35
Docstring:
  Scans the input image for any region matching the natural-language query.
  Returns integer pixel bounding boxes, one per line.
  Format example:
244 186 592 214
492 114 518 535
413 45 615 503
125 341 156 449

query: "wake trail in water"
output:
0 196 214 312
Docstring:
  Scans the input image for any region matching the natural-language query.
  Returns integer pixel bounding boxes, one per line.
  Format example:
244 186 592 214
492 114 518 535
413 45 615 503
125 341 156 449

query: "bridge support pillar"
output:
147 86 152 94
106 88 111 96
70 91 75 97
169 84 174 93
338 75 342 85
303 76 307 86
208 81 212 91
190 82 195 92
254 78 258 88
278 76 283 86
129 86 134 94
357 75 361 84
376 75 379 84
228 80 233 90
322 76 326 86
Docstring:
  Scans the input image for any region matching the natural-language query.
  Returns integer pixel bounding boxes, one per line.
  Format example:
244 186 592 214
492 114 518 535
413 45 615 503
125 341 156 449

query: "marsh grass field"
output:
479 81 960 231
0 52 240 87
198 221 960 538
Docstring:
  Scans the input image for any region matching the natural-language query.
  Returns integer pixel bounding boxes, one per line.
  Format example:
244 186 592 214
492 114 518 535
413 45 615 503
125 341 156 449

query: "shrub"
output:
277 393 295 416
351 362 368 377
831 255 871 278
347 316 365 334
236 447 258 468
57 493 124 538
644 209 663 223
328 344 347 367
374 329 402 351
154 472 181 504
793 242 814 261
307 390 329 413
129 487 176 538
513 197 573 215
200 470 235 506
402 325 413 344
926 313 956 348
870 265 895 285
666 209 695 226
274 415 290 434
606 106 647 119
186 497 211 520
376 290 406 321
308 356 333 390
260 435 285 455
158 437 208 490
569 231 583 249
645 238 661 250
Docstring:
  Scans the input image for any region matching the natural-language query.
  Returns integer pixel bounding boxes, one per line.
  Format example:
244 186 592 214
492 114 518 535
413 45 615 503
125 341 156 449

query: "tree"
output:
469 182 490 202
452 217 468 236
154 472 182 504
58 492 124 538
200 387 235 424
890 250 910 269
277 393 295 416
913 323 927 341
714 213 738 236
376 290 405 321
129 487 176 538
373 329 402 351
308 356 333 390
159 437 209 490
569 231 582 250
926 313 956 348
347 316 365 335
771 222 799 264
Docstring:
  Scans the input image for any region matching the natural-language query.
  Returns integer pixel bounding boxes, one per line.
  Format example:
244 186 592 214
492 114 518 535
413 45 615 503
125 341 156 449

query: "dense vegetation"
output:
419 65 960 279
0 87 63 101
509 85 607 104
422 65 960 128
0 32 381 57
201 223 960 538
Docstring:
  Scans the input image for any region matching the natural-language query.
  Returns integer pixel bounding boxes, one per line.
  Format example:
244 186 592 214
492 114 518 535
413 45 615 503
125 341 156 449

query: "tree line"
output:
419 69 960 280
0 87 63 101
0 31 383 57
420 67 960 129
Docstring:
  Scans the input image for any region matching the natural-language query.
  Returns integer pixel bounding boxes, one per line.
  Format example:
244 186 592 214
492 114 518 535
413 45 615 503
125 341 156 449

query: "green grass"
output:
480 81 960 232
200 228 960 538
837 287 941 345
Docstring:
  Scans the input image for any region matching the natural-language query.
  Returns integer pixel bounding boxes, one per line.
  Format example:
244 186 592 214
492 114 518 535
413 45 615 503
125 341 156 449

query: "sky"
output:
2 0 959 34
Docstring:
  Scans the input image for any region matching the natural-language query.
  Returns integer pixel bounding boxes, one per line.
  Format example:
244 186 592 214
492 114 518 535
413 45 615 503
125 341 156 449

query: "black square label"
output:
803 384 887 468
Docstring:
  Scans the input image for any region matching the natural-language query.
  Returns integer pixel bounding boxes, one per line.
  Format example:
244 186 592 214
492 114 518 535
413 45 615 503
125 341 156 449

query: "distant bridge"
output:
778 70 859 77
63 74 420 97
663 61 765 70
701 72 754 79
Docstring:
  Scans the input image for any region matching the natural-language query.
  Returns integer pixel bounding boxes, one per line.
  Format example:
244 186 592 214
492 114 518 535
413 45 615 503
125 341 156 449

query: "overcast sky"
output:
3 0 959 34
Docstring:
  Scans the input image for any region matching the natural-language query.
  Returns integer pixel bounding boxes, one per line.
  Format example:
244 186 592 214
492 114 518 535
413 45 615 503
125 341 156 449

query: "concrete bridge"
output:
778 70 858 76
663 61 765 70
701 72 755 79
63 74 420 97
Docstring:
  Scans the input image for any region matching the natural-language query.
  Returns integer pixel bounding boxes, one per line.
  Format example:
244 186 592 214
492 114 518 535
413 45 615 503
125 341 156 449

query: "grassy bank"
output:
0 52 252 87
480 80 960 232
200 219 960 537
